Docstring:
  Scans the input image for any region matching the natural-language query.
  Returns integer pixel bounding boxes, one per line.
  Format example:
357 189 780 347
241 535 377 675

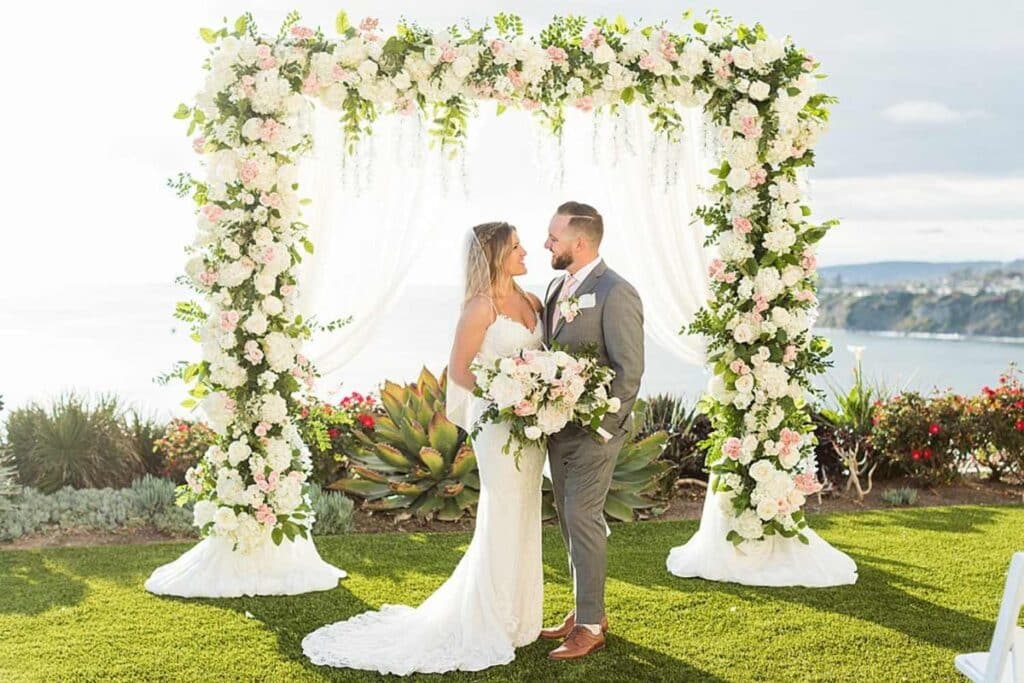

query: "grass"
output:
1 505 1021 682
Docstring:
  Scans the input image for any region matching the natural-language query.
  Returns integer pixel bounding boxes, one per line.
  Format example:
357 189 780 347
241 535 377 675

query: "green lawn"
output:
1 505 1020 682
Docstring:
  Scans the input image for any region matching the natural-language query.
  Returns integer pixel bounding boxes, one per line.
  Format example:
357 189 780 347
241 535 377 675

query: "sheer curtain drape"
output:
296 104 457 393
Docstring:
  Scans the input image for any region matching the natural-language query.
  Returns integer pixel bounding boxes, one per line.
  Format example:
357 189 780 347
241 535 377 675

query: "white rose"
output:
726 166 751 191
489 373 526 409
733 509 764 540
730 47 754 70
735 374 755 394
749 459 776 482
451 55 475 79
607 396 622 414
536 404 570 435
756 498 779 521
265 437 293 471
263 332 296 372
213 507 239 534
227 440 252 467
593 42 616 64
763 226 797 254
524 425 543 440
241 117 263 141
254 270 277 296
244 311 269 336
779 447 801 470
261 296 284 316
201 392 235 435
261 394 288 424
193 500 217 527
732 321 756 344
748 80 771 101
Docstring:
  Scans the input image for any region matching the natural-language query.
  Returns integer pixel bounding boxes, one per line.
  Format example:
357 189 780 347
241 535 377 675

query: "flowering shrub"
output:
870 392 968 484
966 364 1024 481
153 419 219 483
296 391 380 485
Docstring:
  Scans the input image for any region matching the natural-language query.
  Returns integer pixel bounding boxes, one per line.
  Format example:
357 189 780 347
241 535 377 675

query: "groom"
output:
540 201 644 660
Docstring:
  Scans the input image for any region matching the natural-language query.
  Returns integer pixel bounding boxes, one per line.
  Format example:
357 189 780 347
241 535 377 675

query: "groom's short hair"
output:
556 201 603 247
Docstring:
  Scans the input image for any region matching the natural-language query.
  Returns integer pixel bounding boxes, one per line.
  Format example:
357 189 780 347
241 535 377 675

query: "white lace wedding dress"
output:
302 312 545 675
666 485 858 587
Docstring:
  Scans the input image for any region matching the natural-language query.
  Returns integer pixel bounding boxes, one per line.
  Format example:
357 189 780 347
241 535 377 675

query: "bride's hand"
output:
448 296 495 391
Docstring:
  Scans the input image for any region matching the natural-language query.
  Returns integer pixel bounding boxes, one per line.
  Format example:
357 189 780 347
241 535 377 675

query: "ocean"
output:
0 283 1020 420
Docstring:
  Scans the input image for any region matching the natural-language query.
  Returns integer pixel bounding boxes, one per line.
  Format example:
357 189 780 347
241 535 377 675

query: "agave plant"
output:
604 423 671 522
636 394 711 494
329 368 479 521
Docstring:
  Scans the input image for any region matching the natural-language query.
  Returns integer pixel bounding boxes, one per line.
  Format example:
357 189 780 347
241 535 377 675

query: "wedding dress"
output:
302 311 545 675
666 485 858 587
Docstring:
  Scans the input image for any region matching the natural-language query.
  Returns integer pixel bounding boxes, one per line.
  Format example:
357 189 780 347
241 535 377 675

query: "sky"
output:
1 0 1022 293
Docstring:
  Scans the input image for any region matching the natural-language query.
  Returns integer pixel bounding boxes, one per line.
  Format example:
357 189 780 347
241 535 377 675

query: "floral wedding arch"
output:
171 10 837 555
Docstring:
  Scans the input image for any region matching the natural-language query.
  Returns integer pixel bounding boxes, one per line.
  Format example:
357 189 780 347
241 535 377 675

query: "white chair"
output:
956 552 1024 682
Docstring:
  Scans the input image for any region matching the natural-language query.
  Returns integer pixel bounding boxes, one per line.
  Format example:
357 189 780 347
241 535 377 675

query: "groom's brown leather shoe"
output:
539 611 608 640
548 625 606 660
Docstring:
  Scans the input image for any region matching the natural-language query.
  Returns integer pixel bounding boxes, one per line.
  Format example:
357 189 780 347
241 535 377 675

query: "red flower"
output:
300 407 309 419
923 448 933 459
911 450 922 460
327 427 340 439
357 413 375 429
1016 420 1024 432
928 423 940 435
177 423 189 432
1015 400 1024 409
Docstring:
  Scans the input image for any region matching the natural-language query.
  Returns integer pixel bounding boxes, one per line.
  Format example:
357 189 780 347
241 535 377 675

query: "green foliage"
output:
604 404 672 522
635 394 712 494
308 482 354 535
5 393 144 493
880 487 918 506
329 368 480 521
127 411 166 477
870 392 967 485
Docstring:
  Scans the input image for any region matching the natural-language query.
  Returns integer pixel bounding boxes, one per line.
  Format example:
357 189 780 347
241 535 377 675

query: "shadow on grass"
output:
0 551 88 615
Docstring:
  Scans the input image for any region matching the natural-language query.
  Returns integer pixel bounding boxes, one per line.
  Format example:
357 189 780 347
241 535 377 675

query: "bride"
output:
302 221 546 675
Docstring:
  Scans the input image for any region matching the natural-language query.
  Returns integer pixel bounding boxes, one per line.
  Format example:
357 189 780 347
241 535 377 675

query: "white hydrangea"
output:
262 332 295 372
265 437 294 471
261 394 288 424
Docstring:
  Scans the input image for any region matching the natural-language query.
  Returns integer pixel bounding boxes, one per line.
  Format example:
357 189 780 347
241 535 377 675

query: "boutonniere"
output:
558 293 596 324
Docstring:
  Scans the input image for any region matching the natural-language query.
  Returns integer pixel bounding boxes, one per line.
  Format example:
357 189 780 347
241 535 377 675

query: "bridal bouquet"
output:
470 348 619 465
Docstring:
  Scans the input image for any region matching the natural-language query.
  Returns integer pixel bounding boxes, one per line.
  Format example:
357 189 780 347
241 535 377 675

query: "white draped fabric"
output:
666 483 858 587
593 105 716 367
145 534 345 598
296 104 460 388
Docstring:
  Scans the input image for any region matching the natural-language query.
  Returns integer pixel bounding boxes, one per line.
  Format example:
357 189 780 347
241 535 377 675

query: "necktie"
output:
552 273 578 328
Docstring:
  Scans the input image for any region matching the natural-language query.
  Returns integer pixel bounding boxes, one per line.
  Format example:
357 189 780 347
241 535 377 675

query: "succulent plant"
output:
636 394 711 494
604 424 671 522
329 368 479 521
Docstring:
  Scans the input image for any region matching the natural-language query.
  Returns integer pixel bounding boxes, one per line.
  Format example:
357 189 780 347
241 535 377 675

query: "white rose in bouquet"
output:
756 498 779 521
227 440 252 466
193 500 218 527
489 373 527 409
536 403 571 435
733 509 764 540
749 459 776 483
524 425 543 441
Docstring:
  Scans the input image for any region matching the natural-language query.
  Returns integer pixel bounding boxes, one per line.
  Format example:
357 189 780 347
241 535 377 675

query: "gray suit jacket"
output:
543 261 645 436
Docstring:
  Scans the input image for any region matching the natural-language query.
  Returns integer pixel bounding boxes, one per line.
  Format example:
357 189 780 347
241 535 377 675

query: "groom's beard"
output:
551 252 573 270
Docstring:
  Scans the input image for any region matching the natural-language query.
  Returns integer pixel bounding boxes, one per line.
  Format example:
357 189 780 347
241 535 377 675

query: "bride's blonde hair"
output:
462 221 527 308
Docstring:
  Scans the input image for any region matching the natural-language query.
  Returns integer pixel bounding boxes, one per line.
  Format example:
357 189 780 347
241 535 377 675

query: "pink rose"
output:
794 472 822 494
259 192 282 209
192 136 206 153
490 39 506 55
201 204 224 222
729 359 750 376
290 26 315 39
199 270 218 287
302 74 320 94
280 284 296 297
240 160 260 185
331 65 350 82
397 98 416 115
574 96 594 112
783 345 798 363
747 167 767 188
723 437 743 460
260 119 283 143
507 69 523 88
801 250 817 272
255 470 280 493
244 339 264 364
256 504 277 526
359 17 379 32
639 54 657 71
258 57 277 70
547 45 568 66
732 216 753 234
514 400 537 417
254 421 270 437
522 98 541 111
440 46 457 63
256 45 272 59
220 310 240 332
